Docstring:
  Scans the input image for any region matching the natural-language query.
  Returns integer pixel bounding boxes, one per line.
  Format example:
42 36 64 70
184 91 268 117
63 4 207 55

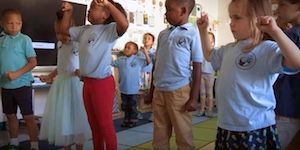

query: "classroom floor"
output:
0 111 218 150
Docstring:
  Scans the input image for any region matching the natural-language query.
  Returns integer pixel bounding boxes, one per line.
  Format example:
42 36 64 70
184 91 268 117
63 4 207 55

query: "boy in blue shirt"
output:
0 9 39 150
145 0 203 149
112 41 150 128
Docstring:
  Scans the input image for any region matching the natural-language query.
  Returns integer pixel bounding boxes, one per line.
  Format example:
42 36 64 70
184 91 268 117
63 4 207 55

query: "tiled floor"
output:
0 112 217 150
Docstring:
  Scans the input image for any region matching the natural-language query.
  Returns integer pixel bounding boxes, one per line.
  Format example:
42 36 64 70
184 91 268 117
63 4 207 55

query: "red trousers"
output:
83 76 117 150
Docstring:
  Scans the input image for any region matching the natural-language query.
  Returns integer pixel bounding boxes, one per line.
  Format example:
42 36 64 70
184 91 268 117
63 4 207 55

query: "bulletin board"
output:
113 0 168 50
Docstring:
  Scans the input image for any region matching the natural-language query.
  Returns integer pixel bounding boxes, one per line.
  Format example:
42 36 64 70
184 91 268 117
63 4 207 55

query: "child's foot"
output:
137 112 143 119
196 111 205 117
127 122 137 128
148 113 154 122
120 122 128 127
206 111 216 118
5 144 21 150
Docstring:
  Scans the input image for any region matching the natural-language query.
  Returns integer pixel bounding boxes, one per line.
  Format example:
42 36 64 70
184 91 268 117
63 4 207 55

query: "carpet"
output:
0 112 153 150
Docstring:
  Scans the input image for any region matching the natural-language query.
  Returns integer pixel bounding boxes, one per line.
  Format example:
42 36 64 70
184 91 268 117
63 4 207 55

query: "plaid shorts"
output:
215 125 281 150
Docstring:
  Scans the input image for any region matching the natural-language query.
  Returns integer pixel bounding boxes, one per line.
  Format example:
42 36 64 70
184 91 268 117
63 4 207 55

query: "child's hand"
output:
39 75 50 82
257 16 280 35
62 2 73 13
5 71 19 81
185 98 198 112
144 94 153 105
94 0 110 6
197 13 209 31
74 69 80 77
140 47 147 53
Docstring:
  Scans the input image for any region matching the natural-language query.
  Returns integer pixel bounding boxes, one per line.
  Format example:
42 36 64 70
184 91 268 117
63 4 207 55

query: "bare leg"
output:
76 144 83 150
64 145 71 150
22 114 38 142
6 114 19 138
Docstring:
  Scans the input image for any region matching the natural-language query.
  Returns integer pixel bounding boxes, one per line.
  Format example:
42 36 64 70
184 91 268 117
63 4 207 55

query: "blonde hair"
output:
230 0 272 52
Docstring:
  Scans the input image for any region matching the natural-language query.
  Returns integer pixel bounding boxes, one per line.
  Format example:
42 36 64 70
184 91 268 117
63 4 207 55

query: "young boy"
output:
145 0 203 149
0 9 39 150
111 41 150 128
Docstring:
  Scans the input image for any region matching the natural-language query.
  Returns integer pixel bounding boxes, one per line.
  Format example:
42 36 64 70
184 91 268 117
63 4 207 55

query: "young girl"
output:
274 0 300 149
136 33 155 121
39 10 91 150
196 32 215 118
60 0 128 149
197 0 300 149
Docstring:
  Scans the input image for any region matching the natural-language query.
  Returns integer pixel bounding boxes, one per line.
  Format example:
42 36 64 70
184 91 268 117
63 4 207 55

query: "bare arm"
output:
61 2 73 36
197 14 213 61
141 48 151 65
258 16 300 69
6 57 37 81
185 62 201 111
39 68 57 82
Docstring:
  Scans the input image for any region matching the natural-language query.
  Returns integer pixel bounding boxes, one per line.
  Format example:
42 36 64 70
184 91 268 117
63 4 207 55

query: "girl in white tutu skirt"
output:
38 10 91 150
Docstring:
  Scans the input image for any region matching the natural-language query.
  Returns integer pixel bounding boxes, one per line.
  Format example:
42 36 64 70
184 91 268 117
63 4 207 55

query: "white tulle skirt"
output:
39 75 91 146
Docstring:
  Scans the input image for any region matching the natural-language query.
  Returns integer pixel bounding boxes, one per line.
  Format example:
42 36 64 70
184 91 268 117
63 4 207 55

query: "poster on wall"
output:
148 15 155 27
136 11 144 26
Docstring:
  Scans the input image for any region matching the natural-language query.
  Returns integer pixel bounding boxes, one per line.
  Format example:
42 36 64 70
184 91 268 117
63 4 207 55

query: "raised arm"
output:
141 47 151 65
61 2 73 36
257 16 300 69
197 14 213 62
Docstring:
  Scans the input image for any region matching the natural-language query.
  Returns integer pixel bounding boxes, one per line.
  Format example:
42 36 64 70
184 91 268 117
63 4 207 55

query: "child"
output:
136 33 156 121
38 10 91 150
197 0 300 149
111 41 150 128
196 32 216 118
60 0 128 149
145 0 203 149
273 0 300 149
0 9 39 150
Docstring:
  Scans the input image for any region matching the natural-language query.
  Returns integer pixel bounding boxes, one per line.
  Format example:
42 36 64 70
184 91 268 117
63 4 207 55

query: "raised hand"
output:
62 1 73 13
256 16 280 35
93 0 110 6
197 13 209 31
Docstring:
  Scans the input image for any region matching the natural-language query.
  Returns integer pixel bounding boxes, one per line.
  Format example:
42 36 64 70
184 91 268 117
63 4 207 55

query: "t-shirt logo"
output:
175 36 187 47
88 33 97 46
235 52 256 70
130 61 137 68
72 48 78 56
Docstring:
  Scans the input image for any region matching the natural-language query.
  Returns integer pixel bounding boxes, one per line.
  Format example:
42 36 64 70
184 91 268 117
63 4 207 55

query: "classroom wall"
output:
0 0 233 123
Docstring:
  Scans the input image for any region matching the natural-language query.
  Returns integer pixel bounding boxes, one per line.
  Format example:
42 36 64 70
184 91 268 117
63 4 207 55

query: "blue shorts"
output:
215 125 280 150
1 86 33 115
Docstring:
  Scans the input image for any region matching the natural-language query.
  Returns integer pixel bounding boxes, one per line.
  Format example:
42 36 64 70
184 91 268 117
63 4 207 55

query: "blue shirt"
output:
274 25 300 118
69 23 119 79
111 55 148 94
153 23 203 91
212 40 284 131
0 32 36 89
136 48 155 72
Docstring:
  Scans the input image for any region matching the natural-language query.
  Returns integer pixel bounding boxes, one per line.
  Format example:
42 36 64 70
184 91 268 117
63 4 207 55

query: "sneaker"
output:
120 122 128 127
137 112 143 119
148 113 154 122
196 111 205 117
5 144 21 150
127 122 136 128
206 111 216 118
